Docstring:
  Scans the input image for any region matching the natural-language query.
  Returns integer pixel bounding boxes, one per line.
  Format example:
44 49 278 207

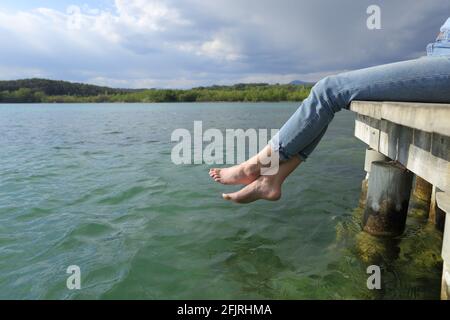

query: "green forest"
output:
0 79 313 103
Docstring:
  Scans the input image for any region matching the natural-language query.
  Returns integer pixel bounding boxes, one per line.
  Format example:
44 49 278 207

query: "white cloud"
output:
0 66 48 80
0 0 448 88
87 76 202 89
114 0 189 31
233 71 347 85
199 36 244 62
174 33 244 62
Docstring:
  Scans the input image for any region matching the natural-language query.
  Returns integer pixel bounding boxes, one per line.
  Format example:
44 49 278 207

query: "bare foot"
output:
220 154 302 204
209 161 260 185
222 175 281 203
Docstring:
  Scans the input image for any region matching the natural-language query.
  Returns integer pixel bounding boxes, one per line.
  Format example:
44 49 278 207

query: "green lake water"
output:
0 103 443 299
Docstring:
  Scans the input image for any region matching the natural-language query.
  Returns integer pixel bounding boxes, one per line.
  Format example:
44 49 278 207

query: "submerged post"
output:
412 176 433 204
430 186 447 231
359 149 388 208
408 175 433 218
439 191 450 300
363 161 414 237
443 262 450 300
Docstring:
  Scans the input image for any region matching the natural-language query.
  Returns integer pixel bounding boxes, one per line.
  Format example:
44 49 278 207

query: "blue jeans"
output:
271 55 450 161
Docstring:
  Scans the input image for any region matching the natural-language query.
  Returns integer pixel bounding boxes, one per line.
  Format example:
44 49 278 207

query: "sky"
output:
0 0 449 88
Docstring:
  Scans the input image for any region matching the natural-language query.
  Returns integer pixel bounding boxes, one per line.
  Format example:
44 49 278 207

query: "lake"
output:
0 103 443 299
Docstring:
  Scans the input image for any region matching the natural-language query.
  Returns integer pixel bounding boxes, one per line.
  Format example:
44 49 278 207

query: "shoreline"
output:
0 79 313 104
0 100 304 104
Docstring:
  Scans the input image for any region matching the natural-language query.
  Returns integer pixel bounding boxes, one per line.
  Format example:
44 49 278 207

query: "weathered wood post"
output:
413 176 433 204
362 161 414 237
359 149 388 208
439 191 450 300
430 187 447 231
442 262 450 300
408 176 433 218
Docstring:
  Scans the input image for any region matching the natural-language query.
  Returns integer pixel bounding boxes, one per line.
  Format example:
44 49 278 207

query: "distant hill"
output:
0 78 137 97
289 80 315 86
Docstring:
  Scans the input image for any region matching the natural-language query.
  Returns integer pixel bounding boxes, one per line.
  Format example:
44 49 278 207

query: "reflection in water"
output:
333 201 443 299
218 203 442 300
223 231 286 298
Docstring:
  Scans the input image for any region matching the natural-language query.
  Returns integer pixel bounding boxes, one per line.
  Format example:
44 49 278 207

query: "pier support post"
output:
359 149 388 208
430 187 447 231
441 202 449 299
442 262 450 300
363 161 414 237
408 176 433 218
438 191 449 300
412 176 433 204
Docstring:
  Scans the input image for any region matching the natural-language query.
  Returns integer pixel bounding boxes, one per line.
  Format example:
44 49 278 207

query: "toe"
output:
222 190 245 203
222 193 232 200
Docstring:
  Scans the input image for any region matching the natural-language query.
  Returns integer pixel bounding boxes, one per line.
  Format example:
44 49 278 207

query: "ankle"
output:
242 161 260 175
260 176 281 200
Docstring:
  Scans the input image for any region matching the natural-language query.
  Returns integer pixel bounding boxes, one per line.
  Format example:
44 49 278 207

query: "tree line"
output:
0 79 313 103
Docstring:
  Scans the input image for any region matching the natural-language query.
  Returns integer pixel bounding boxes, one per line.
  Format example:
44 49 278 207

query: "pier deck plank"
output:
349 101 450 194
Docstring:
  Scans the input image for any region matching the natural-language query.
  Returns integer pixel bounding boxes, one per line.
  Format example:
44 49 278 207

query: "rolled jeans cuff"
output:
269 137 308 162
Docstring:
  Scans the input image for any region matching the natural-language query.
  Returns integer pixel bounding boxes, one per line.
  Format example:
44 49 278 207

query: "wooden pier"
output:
348 100 450 299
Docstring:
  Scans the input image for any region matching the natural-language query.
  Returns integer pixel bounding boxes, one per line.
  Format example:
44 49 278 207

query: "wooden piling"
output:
360 149 388 208
442 262 450 300
437 191 450 300
408 176 433 219
363 161 414 237
430 187 447 232
359 179 369 208
413 176 433 203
